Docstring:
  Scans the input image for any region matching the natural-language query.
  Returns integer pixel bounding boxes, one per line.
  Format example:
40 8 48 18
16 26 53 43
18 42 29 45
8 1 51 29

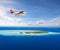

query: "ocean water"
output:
0 27 60 50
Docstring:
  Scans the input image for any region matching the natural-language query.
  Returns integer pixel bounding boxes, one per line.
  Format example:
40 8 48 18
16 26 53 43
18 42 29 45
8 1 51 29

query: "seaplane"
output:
10 9 26 16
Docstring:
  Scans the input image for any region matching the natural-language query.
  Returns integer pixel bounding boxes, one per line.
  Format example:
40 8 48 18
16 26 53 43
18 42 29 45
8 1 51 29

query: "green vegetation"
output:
20 31 48 34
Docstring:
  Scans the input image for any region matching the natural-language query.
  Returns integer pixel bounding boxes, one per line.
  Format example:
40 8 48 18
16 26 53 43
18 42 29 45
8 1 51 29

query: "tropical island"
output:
19 31 48 35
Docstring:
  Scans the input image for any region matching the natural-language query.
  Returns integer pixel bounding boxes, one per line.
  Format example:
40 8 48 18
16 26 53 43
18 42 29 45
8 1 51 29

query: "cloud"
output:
48 17 60 26
26 17 60 27
36 20 46 24
0 6 28 26
0 5 60 27
0 0 17 4
35 17 60 27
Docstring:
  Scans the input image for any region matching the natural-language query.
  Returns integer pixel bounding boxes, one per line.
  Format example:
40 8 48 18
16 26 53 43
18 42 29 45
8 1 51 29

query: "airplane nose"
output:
19 12 26 16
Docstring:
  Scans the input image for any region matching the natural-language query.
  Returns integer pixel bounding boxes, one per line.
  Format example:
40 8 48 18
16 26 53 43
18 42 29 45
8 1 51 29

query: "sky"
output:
0 0 60 27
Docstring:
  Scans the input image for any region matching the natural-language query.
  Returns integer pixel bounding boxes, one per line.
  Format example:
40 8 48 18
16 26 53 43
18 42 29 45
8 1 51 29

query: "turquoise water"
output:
0 27 60 50
0 30 60 36
0 32 60 50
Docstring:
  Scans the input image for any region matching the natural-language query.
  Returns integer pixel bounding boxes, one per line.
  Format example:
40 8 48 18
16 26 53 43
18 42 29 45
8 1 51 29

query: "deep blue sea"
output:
0 27 60 50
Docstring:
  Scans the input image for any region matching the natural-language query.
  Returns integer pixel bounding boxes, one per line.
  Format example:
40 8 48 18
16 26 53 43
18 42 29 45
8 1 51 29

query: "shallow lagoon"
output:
0 32 60 50
0 27 60 50
0 30 59 36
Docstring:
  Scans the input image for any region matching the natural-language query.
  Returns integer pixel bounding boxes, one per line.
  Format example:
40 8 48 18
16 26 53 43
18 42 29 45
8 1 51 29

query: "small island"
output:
19 31 48 35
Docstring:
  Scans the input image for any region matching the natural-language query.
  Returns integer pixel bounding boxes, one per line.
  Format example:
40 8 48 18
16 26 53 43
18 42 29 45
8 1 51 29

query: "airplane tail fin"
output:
10 9 14 14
